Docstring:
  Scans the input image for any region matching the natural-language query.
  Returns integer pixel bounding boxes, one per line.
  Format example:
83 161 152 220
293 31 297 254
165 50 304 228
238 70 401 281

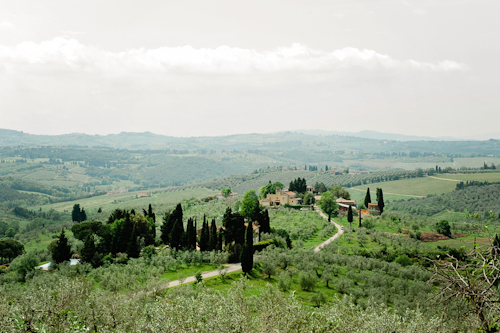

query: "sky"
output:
0 0 499 139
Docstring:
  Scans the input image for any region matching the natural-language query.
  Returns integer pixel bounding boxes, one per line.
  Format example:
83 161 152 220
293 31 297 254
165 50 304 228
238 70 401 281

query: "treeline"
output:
388 183 500 217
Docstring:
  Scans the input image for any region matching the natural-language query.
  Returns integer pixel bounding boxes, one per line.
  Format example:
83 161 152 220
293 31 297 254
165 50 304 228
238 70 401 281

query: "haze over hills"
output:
293 130 458 141
0 129 500 149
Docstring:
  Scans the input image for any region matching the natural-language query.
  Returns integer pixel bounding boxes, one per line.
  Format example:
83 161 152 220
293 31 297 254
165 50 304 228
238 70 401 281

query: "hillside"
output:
388 183 500 217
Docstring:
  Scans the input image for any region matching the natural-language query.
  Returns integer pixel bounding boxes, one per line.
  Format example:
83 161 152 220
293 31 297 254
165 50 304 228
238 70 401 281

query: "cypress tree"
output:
347 205 353 226
160 211 171 245
127 225 140 258
71 204 81 222
222 207 233 244
119 214 133 253
259 209 271 235
199 217 209 251
81 235 96 265
80 208 87 223
241 221 254 275
186 218 195 250
51 228 72 264
364 188 371 209
218 231 223 251
169 218 185 250
209 218 218 251
359 210 362 228
377 188 385 214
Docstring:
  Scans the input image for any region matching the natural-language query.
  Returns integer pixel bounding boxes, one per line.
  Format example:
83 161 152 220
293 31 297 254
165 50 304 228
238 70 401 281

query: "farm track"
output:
160 207 343 289
427 176 461 182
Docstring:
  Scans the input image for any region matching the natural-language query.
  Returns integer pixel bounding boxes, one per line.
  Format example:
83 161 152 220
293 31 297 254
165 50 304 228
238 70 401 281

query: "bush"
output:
310 292 327 307
435 220 451 237
299 271 317 291
9 251 39 282
395 254 412 267
276 272 292 291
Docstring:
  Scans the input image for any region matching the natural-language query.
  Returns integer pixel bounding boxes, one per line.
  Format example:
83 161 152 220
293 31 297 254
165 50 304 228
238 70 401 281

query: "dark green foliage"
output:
169 216 185 250
186 217 196 250
241 221 254 275
347 205 353 225
240 190 259 220
222 207 245 246
0 221 8 237
259 181 284 199
376 188 385 214
9 251 39 282
71 221 106 241
81 235 96 266
394 254 412 267
364 188 371 208
51 228 72 264
127 225 140 258
118 214 134 253
275 229 292 248
0 238 24 262
199 217 209 252
209 218 218 251
435 220 451 237
258 209 271 235
218 231 223 251
80 208 87 223
71 204 87 223
107 208 127 224
289 177 307 193
71 204 81 222
143 204 156 242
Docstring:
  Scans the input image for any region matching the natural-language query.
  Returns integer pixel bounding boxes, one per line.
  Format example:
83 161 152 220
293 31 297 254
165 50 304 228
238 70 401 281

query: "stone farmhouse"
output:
259 187 302 207
336 197 357 212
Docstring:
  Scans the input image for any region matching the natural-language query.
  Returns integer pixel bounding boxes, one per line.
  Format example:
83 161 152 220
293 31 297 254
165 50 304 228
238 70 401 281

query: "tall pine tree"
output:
376 188 385 214
199 216 209 251
127 225 140 258
185 218 196 250
169 216 185 250
364 188 371 209
51 228 72 264
81 235 96 265
347 205 353 226
209 218 218 251
241 221 254 275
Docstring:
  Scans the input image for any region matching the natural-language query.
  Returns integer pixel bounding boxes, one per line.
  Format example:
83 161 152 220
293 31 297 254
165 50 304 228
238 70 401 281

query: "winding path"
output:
313 206 344 252
163 207 343 288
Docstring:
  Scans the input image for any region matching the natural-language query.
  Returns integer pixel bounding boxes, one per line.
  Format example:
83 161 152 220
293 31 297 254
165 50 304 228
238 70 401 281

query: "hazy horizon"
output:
1 1 498 138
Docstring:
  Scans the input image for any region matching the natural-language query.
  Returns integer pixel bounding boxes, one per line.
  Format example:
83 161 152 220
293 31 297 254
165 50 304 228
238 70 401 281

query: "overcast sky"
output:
0 0 498 138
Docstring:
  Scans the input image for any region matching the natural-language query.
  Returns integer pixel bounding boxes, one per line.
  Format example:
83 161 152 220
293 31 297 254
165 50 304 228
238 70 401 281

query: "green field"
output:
32 187 217 218
349 176 458 202
432 172 500 182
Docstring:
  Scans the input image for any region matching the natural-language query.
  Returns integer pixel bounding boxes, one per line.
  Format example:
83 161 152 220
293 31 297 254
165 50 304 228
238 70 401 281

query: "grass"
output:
432 173 500 182
161 264 218 281
31 187 217 217
200 266 340 307
350 176 458 199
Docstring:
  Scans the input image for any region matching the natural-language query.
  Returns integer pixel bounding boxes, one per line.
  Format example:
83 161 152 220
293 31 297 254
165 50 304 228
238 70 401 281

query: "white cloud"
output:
0 21 14 30
0 37 468 75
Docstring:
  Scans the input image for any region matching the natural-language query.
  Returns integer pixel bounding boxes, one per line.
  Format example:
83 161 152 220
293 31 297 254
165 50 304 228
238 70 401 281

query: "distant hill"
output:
293 129 457 141
1 128 500 156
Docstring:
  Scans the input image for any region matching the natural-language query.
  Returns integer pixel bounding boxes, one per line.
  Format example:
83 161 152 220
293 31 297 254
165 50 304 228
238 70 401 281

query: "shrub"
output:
299 270 317 291
435 220 451 237
395 254 412 267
